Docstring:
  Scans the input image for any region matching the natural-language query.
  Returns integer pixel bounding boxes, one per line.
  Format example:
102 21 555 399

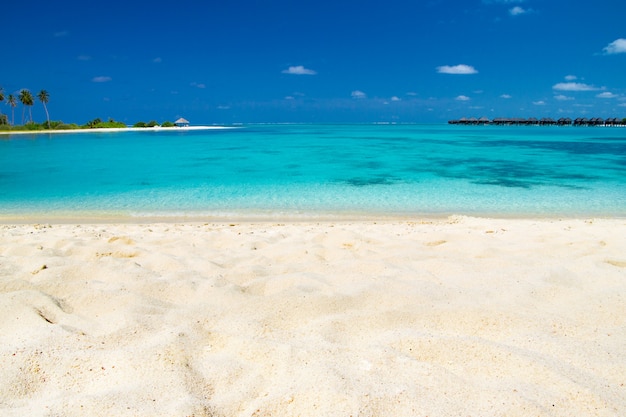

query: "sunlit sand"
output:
1 216 625 416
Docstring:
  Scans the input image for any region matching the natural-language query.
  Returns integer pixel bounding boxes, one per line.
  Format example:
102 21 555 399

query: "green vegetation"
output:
84 118 126 129
1 85 178 132
133 120 175 128
0 121 79 131
0 117 178 132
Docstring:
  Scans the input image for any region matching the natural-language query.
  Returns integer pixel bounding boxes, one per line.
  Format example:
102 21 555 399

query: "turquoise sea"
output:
1 124 625 219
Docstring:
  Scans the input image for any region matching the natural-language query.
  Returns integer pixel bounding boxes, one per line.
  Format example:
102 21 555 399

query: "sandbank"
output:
1 216 625 416
0 125 234 136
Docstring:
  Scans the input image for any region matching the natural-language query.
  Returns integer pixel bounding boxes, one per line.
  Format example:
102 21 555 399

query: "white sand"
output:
1 216 625 416
0 126 233 136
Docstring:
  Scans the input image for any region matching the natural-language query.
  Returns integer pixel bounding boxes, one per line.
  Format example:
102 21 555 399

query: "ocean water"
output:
0 124 625 219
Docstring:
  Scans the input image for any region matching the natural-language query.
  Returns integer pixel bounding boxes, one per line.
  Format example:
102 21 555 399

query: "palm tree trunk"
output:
43 103 50 128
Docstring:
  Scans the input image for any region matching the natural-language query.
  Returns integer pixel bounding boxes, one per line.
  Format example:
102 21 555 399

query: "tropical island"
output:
0 87 211 134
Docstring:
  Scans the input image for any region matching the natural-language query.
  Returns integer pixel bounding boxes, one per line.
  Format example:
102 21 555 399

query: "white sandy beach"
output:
0 125 233 135
1 216 625 416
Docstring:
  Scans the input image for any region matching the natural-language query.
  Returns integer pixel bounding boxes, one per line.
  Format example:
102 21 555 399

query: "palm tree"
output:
37 90 50 128
0 86 5 125
7 94 17 125
19 89 34 124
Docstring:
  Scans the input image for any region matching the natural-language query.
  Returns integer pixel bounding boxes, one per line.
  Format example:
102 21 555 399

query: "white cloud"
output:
351 90 367 99
533 100 546 105
92 76 112 83
437 64 478 74
554 94 574 101
564 75 577 81
509 6 527 15
500 94 512 99
390 96 401 101
552 82 599 91
455 95 470 101
596 92 617 98
483 0 524 3
190 82 206 89
603 38 626 55
282 65 317 75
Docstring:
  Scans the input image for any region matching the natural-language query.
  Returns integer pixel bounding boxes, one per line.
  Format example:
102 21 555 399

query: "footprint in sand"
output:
606 259 626 268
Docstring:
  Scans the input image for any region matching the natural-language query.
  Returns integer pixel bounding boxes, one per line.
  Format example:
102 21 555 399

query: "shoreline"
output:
2 209 625 224
0 125 235 136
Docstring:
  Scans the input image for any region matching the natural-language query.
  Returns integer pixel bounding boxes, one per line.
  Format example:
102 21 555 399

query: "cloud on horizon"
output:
92 76 111 83
483 0 524 4
602 38 626 55
552 82 599 92
455 95 470 101
509 6 528 15
282 65 317 75
500 94 512 99
597 92 617 98
436 64 478 74
554 94 574 101
351 90 367 99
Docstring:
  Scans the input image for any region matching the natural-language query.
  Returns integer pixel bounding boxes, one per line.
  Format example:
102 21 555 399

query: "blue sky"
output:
2 0 626 124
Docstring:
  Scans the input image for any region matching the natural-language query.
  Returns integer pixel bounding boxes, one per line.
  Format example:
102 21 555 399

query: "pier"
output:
448 117 626 126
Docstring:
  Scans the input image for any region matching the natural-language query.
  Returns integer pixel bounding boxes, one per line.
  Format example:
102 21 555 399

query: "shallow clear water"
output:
1 124 625 218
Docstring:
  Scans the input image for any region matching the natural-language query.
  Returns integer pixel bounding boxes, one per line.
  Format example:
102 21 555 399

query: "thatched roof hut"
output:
175 117 190 127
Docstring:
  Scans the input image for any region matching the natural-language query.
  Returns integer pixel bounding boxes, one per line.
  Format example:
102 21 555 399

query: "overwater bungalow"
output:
539 118 556 125
449 116 624 126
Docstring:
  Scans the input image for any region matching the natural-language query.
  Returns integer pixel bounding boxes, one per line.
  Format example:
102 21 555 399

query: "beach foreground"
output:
1 217 625 416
